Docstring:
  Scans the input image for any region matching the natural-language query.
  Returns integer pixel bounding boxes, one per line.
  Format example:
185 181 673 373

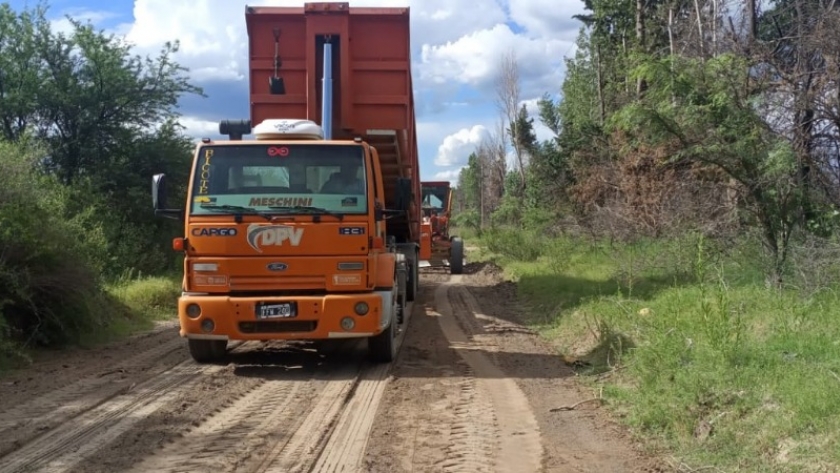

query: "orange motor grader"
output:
418 181 464 274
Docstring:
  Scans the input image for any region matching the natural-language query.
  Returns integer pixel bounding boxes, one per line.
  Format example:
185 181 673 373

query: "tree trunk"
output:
636 0 647 97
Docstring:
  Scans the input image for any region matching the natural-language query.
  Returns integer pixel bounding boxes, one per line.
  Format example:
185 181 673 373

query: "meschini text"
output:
249 197 313 207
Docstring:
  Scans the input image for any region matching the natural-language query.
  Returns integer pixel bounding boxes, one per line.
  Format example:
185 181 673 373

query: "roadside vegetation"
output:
451 0 840 469
0 2 196 368
464 228 840 471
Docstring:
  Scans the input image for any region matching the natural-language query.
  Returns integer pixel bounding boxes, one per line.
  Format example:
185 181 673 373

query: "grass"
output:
0 273 180 372
469 227 840 472
90 272 181 343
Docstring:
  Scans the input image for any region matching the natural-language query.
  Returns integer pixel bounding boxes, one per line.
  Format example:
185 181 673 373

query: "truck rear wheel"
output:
396 268 408 324
188 339 227 363
406 252 418 302
450 237 464 274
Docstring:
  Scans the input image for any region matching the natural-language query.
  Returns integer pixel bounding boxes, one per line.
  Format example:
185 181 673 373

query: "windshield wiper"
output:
200 204 272 221
267 205 344 222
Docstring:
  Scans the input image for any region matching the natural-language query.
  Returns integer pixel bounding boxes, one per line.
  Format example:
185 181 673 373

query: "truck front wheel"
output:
188 339 227 363
368 313 396 363
368 280 400 363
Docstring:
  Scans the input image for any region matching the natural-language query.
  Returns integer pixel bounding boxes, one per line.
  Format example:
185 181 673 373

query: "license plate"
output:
255 302 297 319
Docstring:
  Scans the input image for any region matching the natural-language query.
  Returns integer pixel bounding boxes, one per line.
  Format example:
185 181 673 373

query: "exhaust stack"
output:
321 40 333 140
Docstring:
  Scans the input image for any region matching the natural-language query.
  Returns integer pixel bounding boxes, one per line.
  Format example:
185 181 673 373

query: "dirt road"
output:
0 263 661 473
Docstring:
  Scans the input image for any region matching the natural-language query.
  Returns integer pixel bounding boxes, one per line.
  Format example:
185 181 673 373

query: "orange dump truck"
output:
151 2 421 363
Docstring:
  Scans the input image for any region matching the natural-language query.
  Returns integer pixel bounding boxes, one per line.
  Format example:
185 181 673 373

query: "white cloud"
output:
434 168 464 183
434 125 489 167
520 97 541 115
117 1 276 83
419 23 574 96
115 0 507 85
50 9 121 35
534 122 554 142
508 0 587 41
179 116 221 139
519 97 557 142
350 0 507 46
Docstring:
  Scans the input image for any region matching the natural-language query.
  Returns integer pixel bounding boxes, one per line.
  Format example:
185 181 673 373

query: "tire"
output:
396 268 408 324
406 251 418 302
368 279 399 363
450 237 464 274
188 339 227 363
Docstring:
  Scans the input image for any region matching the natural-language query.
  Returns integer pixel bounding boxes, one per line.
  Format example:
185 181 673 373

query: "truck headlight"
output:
186 303 202 318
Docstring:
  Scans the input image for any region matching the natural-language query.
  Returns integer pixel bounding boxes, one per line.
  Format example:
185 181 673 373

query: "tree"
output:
494 50 526 191
0 2 49 141
611 53 809 285
34 18 204 184
0 2 204 274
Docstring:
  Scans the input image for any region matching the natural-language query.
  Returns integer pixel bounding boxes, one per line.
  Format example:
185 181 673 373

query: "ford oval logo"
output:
267 262 288 272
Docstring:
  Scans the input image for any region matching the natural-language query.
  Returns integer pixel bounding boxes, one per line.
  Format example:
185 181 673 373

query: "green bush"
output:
482 227 546 262
0 141 110 348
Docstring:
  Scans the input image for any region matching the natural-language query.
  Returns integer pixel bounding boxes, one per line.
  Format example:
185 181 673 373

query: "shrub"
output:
0 140 109 347
483 227 546 262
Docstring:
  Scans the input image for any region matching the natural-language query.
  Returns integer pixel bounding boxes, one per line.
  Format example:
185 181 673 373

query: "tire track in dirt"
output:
307 302 414 473
436 280 544 473
0 340 252 473
0 359 228 473
262 303 412 473
309 363 390 473
258 365 361 473
1 306 408 473
361 280 495 473
435 368 497 473
127 373 314 473
0 336 185 457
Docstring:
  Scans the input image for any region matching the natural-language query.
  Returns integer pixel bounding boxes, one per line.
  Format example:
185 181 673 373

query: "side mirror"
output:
374 201 384 222
152 173 183 220
375 199 404 221
152 173 167 210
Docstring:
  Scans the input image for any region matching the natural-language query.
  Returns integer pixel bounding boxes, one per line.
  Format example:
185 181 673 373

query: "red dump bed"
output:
245 2 420 243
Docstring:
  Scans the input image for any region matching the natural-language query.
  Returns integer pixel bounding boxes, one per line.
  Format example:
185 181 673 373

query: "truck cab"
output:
152 119 410 363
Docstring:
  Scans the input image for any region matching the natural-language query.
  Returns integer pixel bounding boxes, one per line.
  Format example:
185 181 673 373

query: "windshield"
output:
190 144 368 215
421 185 449 215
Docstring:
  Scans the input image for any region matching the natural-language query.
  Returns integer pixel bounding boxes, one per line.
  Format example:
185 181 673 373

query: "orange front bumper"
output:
177 292 386 341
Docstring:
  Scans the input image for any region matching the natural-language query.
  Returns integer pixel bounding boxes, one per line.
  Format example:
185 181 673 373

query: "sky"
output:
8 0 586 182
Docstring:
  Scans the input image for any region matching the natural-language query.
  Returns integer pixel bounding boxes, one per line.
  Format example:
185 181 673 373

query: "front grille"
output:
238 321 317 333
229 275 326 292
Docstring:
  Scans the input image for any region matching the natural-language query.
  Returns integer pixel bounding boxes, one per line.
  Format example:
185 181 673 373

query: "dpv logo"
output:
246 224 304 253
